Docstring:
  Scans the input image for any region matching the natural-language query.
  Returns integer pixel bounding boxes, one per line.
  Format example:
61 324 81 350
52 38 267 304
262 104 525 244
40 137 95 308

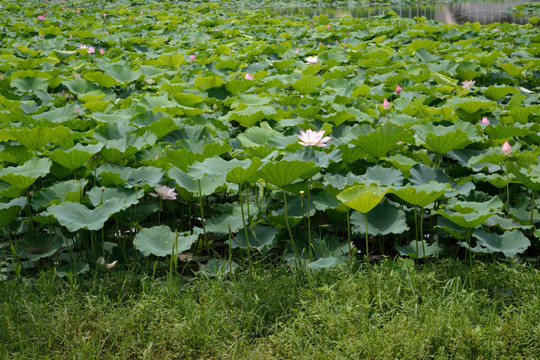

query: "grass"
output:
1 259 539 359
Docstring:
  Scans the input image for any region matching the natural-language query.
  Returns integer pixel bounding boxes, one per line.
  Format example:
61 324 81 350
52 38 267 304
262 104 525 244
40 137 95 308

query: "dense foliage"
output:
0 0 539 277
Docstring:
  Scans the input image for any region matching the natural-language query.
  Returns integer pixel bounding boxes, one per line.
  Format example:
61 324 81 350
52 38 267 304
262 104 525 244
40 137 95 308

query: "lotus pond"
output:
0 0 539 278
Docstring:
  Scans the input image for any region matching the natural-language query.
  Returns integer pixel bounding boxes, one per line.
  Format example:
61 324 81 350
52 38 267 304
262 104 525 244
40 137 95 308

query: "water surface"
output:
276 0 539 24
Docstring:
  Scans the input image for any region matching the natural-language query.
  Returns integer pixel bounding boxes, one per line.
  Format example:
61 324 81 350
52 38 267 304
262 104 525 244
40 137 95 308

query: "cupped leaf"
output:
47 143 103 170
0 157 52 189
11 126 71 151
0 197 27 227
134 225 200 257
47 198 127 232
259 160 317 188
31 179 87 211
394 240 443 259
465 229 531 257
337 184 387 214
230 225 280 251
352 122 414 160
350 200 409 236
390 182 450 207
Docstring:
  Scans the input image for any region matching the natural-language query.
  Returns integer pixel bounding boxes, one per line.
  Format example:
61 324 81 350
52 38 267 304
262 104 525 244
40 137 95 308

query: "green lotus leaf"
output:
437 216 468 240
56 263 90 278
394 240 443 259
483 85 519 101
51 50 77 61
47 198 127 232
32 105 81 124
467 229 531 257
62 78 93 95
100 132 157 162
350 200 408 236
16 233 63 261
134 225 200 257
390 181 449 207
435 197 503 229
509 107 534 124
101 62 142 83
87 186 143 208
268 197 316 229
96 164 164 189
237 126 282 148
0 197 27 227
0 144 31 165
31 179 87 211
206 205 248 235
157 53 185 68
413 121 479 154
225 78 254 94
230 224 279 251
197 258 238 278
0 157 52 189
306 257 344 271
292 75 324 94
226 158 262 184
168 166 225 197
259 160 317 188
228 106 277 128
83 71 119 88
172 93 205 107
352 122 414 160
194 76 224 91
47 143 103 170
189 157 237 178
11 77 49 93
362 165 403 187
10 126 71 151
337 184 387 214
484 124 530 140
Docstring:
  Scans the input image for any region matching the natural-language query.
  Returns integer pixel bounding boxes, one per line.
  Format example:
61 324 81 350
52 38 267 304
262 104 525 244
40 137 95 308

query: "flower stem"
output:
283 191 300 265
239 183 251 266
197 180 209 257
307 180 312 261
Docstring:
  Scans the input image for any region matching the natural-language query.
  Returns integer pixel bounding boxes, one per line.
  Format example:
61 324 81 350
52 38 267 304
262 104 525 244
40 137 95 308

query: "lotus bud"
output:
501 141 511 156
396 85 402 95
383 98 390 110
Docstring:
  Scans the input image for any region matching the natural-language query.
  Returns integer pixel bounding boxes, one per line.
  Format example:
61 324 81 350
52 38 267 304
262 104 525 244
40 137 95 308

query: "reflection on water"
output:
277 0 539 24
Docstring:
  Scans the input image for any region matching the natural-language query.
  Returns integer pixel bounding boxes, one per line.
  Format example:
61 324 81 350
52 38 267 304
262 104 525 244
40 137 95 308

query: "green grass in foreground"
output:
1 259 539 359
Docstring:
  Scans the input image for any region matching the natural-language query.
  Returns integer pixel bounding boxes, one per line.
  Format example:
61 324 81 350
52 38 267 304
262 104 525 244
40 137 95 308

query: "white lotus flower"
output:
298 129 331 147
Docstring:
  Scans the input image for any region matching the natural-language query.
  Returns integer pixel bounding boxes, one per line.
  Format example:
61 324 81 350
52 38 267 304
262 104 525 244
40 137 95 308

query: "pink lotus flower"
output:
305 55 318 64
494 28 499 32
327 24 331 29
396 85 402 95
99 48 105 55
480 117 490 125
38 15 44 20
461 80 475 89
150 185 177 200
245 73 254 80
383 98 390 110
298 129 331 147
103 13 107 18
190 54 196 61
69 34 72 39
88 46 95 54
76 10 80 14
501 141 511 156
296 48 300 54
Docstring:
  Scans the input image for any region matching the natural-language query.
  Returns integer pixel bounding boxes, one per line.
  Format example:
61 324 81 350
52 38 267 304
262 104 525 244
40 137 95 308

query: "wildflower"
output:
305 55 318 64
298 129 331 147
190 54 196 61
396 85 402 95
461 80 475 89
480 117 490 126
501 141 511 156
245 73 254 80
149 185 178 200
383 98 390 110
